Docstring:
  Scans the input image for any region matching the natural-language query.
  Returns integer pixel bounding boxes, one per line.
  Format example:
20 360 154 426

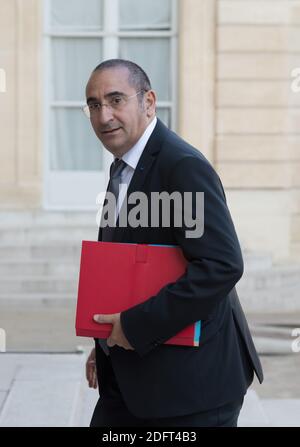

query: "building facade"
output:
0 0 300 263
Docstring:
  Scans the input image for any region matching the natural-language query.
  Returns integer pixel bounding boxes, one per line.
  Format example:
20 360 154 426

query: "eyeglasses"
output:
82 90 145 119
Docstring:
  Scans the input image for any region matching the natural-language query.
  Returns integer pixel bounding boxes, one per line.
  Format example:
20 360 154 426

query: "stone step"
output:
239 291 300 313
237 265 300 312
260 399 300 427
238 389 270 427
0 294 75 308
0 353 87 427
0 211 96 228
70 347 99 427
0 277 77 294
242 251 273 271
251 336 295 355
0 260 78 277
1 351 299 427
74 386 98 427
243 264 300 280
249 324 297 339
0 227 96 244
0 244 82 260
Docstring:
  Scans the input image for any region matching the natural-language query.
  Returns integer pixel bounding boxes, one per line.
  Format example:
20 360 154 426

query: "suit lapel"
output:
126 119 166 196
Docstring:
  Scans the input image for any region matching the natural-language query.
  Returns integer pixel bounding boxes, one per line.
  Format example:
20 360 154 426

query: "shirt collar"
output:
115 116 157 170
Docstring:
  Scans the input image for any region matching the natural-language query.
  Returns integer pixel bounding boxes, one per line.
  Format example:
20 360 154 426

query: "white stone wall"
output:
215 0 300 261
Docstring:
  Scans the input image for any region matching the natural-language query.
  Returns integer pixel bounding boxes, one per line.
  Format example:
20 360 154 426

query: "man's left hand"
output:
93 313 134 350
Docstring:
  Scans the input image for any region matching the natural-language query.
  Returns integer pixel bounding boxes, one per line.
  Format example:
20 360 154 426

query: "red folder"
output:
75 241 201 346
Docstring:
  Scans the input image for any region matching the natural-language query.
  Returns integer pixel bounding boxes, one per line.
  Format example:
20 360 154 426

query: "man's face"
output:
85 67 155 157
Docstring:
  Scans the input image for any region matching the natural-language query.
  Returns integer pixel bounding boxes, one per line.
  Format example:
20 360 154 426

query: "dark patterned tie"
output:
98 158 127 355
101 158 127 242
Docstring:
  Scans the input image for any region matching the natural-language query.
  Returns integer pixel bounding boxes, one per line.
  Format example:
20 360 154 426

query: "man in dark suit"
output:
84 59 263 427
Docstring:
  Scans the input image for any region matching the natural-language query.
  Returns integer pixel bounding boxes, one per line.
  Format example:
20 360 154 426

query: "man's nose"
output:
97 105 114 125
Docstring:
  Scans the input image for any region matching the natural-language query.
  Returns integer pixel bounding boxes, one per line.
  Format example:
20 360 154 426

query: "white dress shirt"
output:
114 116 157 220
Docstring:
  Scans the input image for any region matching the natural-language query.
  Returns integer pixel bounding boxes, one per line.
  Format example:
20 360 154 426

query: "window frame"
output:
44 0 178 128
43 0 178 209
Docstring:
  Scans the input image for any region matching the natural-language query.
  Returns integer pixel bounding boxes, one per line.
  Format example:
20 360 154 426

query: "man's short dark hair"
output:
93 59 152 94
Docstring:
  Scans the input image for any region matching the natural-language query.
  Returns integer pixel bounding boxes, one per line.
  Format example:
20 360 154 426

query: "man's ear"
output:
144 90 156 117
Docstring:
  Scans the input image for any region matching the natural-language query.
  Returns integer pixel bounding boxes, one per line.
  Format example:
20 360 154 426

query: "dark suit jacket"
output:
95 118 263 419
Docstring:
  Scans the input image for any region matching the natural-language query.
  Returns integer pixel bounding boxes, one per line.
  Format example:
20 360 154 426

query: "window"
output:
44 0 178 173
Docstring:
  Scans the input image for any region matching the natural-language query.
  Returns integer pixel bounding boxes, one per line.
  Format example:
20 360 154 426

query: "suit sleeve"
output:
120 155 244 357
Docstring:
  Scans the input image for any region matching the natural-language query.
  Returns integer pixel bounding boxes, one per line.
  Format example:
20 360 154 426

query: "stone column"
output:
0 0 42 208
